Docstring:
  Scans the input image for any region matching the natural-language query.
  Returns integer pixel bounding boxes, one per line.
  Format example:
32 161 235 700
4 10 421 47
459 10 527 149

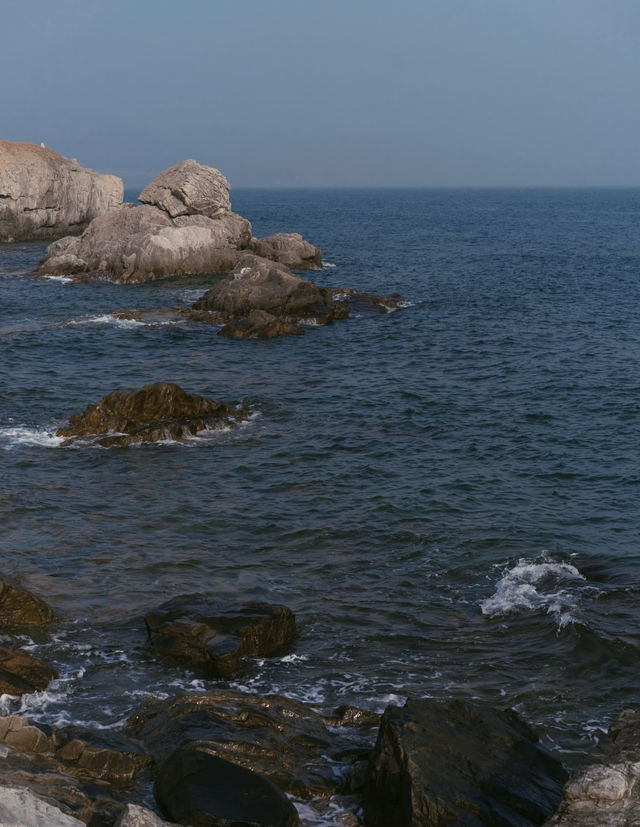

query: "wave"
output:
0 426 64 450
41 274 75 284
65 314 147 329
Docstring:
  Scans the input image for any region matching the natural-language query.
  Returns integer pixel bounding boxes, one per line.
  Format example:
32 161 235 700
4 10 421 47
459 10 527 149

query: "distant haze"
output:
3 0 640 189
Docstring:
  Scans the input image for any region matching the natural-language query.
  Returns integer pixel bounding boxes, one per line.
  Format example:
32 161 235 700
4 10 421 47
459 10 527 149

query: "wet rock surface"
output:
0 647 57 696
0 579 56 627
365 697 568 827
144 596 296 678
56 382 247 447
331 287 408 314
0 141 123 243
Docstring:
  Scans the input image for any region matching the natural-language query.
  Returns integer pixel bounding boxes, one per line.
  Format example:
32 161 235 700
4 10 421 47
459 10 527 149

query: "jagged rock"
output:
154 744 299 827
331 288 407 314
250 232 322 269
365 698 568 827
115 803 182 826
128 691 376 800
144 596 296 678
56 382 247 447
0 141 122 243
139 160 231 219
545 709 640 826
193 254 341 323
0 647 57 696
218 309 304 339
0 579 55 627
0 786 84 826
40 204 251 283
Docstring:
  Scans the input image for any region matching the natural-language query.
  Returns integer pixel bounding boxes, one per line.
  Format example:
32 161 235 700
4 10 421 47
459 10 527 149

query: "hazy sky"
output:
3 0 640 188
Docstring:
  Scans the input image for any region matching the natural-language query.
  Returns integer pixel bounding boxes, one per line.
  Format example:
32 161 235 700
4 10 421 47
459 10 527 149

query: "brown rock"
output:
56 382 247 447
219 309 304 339
331 287 407 314
0 647 57 696
144 596 296 678
0 579 55 627
250 232 322 269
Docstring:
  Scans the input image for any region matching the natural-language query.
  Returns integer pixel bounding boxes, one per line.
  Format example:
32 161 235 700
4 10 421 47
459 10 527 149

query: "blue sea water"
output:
1 187 640 817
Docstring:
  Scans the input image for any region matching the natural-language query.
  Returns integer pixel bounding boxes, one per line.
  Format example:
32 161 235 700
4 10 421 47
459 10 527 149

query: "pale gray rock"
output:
139 160 231 218
0 141 122 242
0 785 84 826
40 204 251 283
250 232 322 269
115 803 183 827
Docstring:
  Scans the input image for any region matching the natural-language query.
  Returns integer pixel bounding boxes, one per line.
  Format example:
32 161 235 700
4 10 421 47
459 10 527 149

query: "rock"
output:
115 803 183 826
56 382 248 447
139 160 231 219
40 204 251 283
331 288 407 314
218 309 304 339
154 744 299 827
144 596 296 678
0 141 122 243
365 698 568 827
0 579 55 627
0 647 57 696
128 690 377 800
250 232 322 269
545 708 640 826
193 254 339 323
0 785 84 826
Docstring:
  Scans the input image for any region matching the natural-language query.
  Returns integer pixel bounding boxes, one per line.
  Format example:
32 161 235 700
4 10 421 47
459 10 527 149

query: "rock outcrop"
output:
0 647 57 696
56 382 247 446
546 709 640 826
250 232 322 270
0 579 56 627
138 159 231 218
365 698 568 827
144 596 296 677
0 141 122 243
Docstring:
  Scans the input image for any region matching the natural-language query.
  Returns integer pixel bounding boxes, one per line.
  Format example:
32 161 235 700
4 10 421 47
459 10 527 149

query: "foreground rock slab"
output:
546 708 640 826
144 596 296 677
56 382 247 447
0 141 122 243
155 745 299 827
366 698 568 827
0 785 84 826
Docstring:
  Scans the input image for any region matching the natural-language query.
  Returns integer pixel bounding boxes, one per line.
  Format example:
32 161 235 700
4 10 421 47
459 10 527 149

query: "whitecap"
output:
66 314 145 329
0 426 64 449
323 261 337 268
42 274 74 284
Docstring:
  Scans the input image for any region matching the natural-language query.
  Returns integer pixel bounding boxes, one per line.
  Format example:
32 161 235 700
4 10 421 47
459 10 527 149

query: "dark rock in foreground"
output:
0 578 56 626
155 744 299 827
144 596 296 678
56 382 247 446
366 698 568 827
545 708 640 826
0 647 58 696
0 141 123 243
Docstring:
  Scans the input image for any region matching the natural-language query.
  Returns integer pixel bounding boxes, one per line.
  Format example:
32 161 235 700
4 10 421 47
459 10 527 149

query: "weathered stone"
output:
218 309 304 339
144 596 296 678
0 785 84 826
0 647 57 696
545 709 640 826
115 803 183 826
139 160 231 219
40 204 251 283
365 698 568 827
128 690 376 800
154 744 299 827
0 579 55 627
193 254 337 322
56 382 248 447
0 141 122 243
331 287 407 314
250 232 322 270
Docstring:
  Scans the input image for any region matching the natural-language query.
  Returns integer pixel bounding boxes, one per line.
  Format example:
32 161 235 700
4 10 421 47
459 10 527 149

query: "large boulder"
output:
144 596 296 678
0 579 55 627
0 141 122 242
40 204 251 283
192 254 340 323
0 647 57 696
56 382 248 447
250 232 322 270
545 708 640 826
365 698 568 827
139 160 231 218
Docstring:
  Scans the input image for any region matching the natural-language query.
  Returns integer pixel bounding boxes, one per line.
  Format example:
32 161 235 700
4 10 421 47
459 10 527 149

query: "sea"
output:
1 187 639 822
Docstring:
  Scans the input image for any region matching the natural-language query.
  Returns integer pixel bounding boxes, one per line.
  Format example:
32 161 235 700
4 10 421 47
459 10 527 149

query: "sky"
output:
2 0 640 189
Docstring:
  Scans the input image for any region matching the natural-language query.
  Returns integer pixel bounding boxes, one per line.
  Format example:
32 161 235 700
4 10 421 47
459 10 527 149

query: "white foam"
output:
42 274 74 284
67 314 145 329
0 426 64 449
323 261 337 268
481 553 586 628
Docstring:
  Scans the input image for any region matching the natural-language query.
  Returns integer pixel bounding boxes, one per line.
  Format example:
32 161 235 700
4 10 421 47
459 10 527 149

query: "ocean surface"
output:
1 187 639 821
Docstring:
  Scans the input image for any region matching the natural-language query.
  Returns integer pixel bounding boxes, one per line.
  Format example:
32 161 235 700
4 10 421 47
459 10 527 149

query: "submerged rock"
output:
0 647 57 696
154 745 299 827
144 596 296 677
0 141 123 243
250 232 322 270
0 579 56 627
56 382 247 446
365 697 568 827
331 287 408 314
